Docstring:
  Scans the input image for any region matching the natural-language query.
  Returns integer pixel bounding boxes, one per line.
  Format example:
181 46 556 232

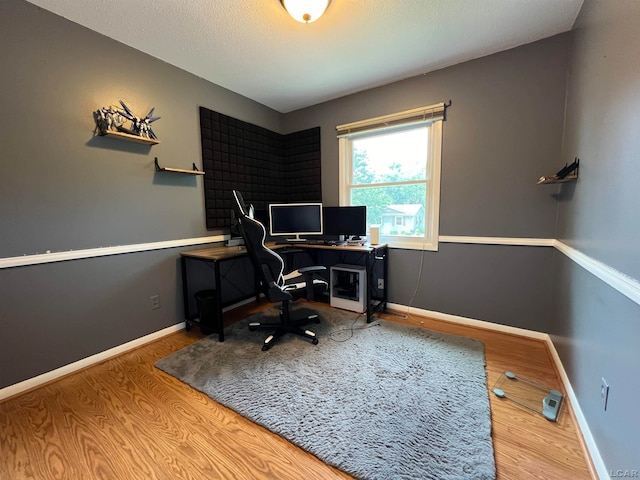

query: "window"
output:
337 103 444 250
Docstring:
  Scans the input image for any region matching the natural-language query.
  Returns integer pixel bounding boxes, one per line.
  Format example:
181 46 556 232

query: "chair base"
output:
248 310 321 351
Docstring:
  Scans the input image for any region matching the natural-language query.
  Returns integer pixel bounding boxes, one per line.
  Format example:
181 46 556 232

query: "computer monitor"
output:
252 208 270 228
322 206 367 239
269 203 323 242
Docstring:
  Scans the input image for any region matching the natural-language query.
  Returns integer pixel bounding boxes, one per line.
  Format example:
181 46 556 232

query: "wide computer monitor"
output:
269 203 323 242
322 206 367 239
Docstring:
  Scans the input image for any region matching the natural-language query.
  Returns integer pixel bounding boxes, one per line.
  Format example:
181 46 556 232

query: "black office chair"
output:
232 190 327 351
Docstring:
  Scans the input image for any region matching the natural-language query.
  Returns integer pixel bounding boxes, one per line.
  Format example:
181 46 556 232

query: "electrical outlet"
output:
150 295 161 310
377 279 384 289
600 377 609 411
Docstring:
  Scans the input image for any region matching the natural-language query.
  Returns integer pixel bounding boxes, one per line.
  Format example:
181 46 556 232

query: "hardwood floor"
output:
0 301 595 479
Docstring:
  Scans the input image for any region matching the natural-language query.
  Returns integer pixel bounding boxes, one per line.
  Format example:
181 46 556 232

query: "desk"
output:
180 245 255 342
180 242 388 341
281 243 388 323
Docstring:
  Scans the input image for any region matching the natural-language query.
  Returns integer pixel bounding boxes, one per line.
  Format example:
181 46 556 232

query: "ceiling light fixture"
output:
280 0 331 24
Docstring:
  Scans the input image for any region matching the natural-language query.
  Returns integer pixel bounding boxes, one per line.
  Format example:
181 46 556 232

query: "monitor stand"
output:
285 234 307 243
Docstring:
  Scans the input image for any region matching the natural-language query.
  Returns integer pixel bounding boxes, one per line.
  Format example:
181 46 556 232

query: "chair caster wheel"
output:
249 326 256 332
185 322 192 332
314 318 321 324
312 338 319 345
262 345 270 351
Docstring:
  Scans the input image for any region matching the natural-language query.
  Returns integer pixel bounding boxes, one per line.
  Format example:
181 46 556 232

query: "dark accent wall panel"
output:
284 128 323 201
200 107 321 229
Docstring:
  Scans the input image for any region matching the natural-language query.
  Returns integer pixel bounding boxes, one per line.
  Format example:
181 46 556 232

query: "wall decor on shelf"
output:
154 158 204 175
93 100 161 145
537 158 579 184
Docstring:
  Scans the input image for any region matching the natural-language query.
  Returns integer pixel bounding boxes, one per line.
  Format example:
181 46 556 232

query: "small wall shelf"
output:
537 174 578 185
537 158 579 185
154 158 204 175
99 130 160 145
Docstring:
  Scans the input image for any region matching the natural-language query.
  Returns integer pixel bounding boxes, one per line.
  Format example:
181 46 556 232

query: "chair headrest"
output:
232 190 254 218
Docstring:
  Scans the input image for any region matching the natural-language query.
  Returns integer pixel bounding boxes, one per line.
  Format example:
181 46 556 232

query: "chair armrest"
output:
283 265 325 282
298 265 326 273
289 265 328 302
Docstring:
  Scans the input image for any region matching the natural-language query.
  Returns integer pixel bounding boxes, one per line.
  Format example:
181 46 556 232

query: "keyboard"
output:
274 239 346 246
275 240 308 245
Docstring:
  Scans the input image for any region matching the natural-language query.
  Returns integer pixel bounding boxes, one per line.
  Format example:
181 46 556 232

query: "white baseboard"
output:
386 301 606 480
0 322 185 401
0 295 259 402
386 302 549 339
544 338 607 480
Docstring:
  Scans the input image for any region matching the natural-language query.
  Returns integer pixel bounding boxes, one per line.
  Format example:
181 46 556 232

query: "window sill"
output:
382 237 438 251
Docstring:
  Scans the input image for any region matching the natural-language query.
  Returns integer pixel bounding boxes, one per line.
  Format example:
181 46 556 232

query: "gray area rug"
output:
156 304 496 480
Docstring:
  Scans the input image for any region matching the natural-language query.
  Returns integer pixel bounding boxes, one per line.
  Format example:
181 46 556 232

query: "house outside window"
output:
387 205 422 233
337 104 444 250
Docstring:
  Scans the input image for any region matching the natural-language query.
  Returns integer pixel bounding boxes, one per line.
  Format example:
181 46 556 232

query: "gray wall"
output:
0 0 281 258
284 35 571 331
551 0 640 473
1 0 569 382
0 0 281 388
3 0 637 472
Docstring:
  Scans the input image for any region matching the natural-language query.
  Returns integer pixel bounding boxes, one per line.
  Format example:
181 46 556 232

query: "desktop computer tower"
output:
330 264 366 313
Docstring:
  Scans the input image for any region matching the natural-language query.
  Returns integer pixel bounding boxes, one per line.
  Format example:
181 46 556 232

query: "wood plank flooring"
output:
0 301 595 479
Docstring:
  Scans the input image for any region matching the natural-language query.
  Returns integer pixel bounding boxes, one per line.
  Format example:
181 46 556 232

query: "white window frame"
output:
338 117 442 251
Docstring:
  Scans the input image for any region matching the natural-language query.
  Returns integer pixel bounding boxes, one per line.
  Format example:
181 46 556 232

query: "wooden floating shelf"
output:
157 166 205 175
537 158 579 185
100 130 160 145
154 158 204 175
537 174 578 185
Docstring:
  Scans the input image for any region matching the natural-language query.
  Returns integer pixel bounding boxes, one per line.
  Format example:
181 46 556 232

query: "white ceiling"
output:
26 0 583 113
